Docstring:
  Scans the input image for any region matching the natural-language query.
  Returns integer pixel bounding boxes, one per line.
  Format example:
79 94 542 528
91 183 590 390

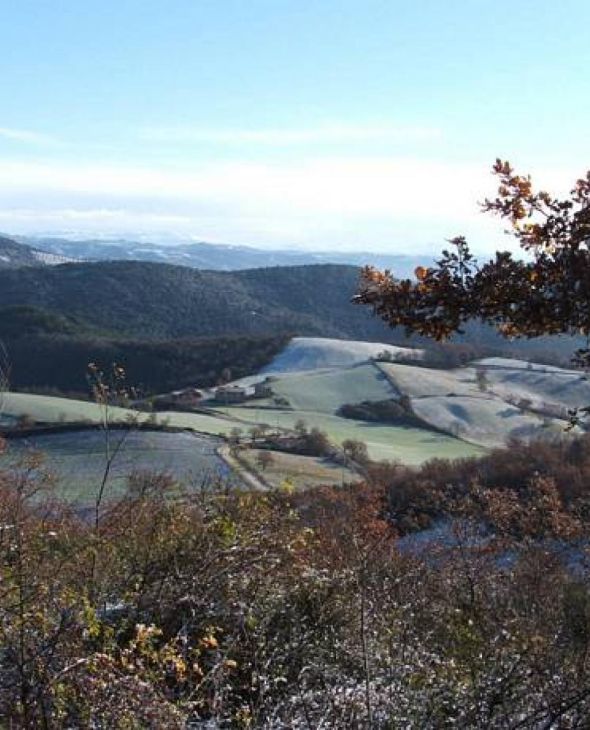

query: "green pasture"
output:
214 406 484 464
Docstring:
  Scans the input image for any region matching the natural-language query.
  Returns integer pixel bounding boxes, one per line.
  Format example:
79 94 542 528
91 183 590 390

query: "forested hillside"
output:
19 235 433 276
0 236 46 268
0 308 289 394
0 260 580 364
0 262 383 339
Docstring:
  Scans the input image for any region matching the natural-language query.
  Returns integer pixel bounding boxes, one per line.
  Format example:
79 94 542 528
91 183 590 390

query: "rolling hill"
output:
18 235 434 277
0 235 71 269
0 261 397 341
0 259 581 364
261 336 420 372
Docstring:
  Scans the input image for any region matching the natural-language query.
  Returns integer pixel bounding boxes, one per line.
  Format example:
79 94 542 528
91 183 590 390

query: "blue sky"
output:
1 0 589 253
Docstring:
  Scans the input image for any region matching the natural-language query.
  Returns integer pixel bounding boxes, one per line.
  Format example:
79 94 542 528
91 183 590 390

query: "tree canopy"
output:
356 160 590 363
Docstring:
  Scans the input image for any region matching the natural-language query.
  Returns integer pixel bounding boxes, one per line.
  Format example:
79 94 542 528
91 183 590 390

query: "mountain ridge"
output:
0 260 384 340
15 234 433 277
0 235 72 269
0 257 580 365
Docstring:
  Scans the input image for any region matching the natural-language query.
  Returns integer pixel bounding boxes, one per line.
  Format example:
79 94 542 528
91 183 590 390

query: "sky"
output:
1 0 590 254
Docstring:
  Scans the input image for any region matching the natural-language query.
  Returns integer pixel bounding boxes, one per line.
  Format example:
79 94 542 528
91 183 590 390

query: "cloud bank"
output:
0 154 572 252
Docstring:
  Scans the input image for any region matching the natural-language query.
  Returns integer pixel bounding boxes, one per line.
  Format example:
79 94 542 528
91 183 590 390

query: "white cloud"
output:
0 208 192 225
0 155 577 251
139 123 442 146
0 127 58 146
0 157 485 216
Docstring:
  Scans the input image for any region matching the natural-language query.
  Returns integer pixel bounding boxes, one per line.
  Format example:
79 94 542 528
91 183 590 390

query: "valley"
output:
3 4 589 723
1 334 583 503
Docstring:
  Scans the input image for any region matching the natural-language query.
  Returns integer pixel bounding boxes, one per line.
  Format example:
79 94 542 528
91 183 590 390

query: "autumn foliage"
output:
356 159 590 348
2 446 590 726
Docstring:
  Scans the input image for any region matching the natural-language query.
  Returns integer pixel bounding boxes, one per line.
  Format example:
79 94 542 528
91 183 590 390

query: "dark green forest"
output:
0 261 580 385
1 328 289 397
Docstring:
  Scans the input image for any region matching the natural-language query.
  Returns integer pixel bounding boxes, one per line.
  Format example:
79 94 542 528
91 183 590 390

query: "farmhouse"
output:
215 385 248 403
152 387 203 411
253 378 273 398
170 387 203 405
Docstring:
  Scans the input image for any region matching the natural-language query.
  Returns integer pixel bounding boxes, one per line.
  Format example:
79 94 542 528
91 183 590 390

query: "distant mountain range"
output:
0 235 72 269
0 234 581 388
14 235 433 277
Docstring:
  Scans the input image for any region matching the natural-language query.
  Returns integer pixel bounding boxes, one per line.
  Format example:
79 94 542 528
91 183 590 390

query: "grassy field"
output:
2 387 486 465
242 449 360 490
215 406 484 463
263 336 420 373
1 392 135 424
4 429 232 503
269 362 398 413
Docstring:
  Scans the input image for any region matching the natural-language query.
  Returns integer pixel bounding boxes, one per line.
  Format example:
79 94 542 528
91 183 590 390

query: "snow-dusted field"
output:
0 392 237 436
1 392 134 424
263 337 420 373
378 357 581 446
378 362 478 398
484 367 590 411
411 395 561 447
269 362 399 413
474 357 577 374
3 348 586 469
214 406 484 463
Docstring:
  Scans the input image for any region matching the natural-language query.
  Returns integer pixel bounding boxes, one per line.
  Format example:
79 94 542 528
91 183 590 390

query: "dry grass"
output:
242 448 359 490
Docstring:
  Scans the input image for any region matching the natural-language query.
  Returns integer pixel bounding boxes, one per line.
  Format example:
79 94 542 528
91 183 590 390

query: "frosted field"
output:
0 393 244 437
474 357 577 373
263 336 420 373
3 352 584 468
375 358 584 446
4 429 232 502
150 410 242 435
484 368 590 411
215 406 484 463
411 396 561 447
1 392 137 424
378 362 478 397
1 388 484 465
269 362 399 413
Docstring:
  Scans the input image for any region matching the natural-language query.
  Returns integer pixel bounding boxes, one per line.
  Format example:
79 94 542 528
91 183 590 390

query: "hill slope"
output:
19 235 433 277
262 336 420 373
0 261 394 341
0 235 72 268
0 259 582 366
